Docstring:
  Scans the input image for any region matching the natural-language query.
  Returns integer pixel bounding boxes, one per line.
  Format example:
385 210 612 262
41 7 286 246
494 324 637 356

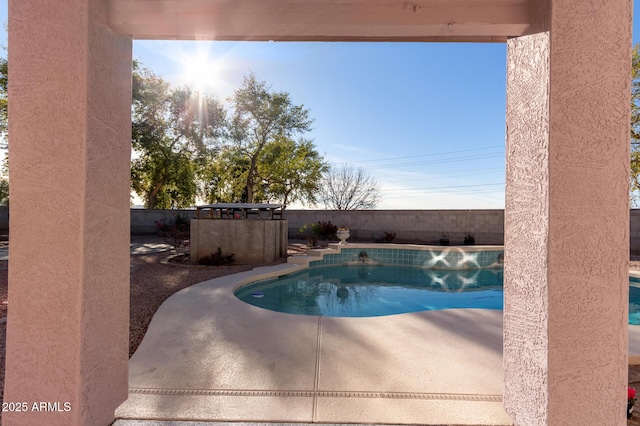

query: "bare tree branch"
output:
318 165 381 210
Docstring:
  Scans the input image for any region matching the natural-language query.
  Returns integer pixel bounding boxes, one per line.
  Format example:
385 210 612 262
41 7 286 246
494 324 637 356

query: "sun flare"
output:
178 44 234 97
182 55 217 90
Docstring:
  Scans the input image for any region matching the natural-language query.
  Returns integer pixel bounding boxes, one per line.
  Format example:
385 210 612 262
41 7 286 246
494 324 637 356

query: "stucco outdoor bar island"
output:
191 203 288 264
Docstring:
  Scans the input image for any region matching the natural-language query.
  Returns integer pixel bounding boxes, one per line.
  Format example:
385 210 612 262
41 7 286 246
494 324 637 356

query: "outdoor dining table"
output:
195 203 285 220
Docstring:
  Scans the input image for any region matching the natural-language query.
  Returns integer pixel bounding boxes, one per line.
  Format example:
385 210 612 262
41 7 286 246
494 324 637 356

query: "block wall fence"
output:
282 209 505 245
126 208 640 252
123 208 504 245
1 207 639 251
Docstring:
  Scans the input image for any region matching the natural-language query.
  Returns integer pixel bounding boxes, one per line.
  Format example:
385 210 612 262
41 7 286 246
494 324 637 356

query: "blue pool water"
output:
235 265 504 317
629 277 640 325
237 265 640 321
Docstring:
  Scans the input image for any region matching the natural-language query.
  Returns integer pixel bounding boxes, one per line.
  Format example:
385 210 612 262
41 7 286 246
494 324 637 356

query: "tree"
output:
631 43 640 205
0 178 8 206
131 148 198 209
257 137 328 207
318 165 381 210
198 147 250 203
228 74 313 203
201 136 327 208
131 62 226 209
0 53 8 206
0 54 7 149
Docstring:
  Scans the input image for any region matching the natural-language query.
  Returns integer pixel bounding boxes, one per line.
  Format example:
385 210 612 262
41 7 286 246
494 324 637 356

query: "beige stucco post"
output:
504 0 632 424
5 0 132 424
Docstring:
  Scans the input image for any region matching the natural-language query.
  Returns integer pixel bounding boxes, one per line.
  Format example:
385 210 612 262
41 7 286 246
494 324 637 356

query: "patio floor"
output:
115 258 640 425
115 263 511 425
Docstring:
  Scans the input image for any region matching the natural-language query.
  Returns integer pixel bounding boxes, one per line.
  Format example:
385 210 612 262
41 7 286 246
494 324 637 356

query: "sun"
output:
147 41 238 97
181 54 220 93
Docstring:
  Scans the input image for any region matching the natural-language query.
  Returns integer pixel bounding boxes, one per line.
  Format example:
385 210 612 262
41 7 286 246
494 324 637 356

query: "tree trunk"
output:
245 145 264 204
147 181 164 209
146 191 157 209
282 190 291 208
245 182 254 203
245 163 255 204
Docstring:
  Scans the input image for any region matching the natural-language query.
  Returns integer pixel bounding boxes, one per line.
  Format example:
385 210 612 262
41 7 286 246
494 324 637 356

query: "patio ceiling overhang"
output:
108 0 532 42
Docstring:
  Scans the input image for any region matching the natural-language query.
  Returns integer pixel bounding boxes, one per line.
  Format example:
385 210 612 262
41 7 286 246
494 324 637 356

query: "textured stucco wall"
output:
547 1 631 424
504 0 631 424
191 219 288 264
504 32 551 425
5 0 132 425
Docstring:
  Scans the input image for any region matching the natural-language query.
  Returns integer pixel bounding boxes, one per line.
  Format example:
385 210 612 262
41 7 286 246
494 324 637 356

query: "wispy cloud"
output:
374 170 505 210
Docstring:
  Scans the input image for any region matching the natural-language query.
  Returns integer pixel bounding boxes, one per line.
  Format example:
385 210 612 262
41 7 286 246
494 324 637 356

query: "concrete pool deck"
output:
115 254 640 425
116 262 511 425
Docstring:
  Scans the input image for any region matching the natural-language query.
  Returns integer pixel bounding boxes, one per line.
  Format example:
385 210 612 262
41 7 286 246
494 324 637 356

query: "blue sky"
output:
131 41 507 209
1 4 639 209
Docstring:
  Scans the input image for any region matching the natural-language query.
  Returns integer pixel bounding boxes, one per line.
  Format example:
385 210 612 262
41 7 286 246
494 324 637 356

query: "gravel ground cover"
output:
128 253 266 356
0 253 638 423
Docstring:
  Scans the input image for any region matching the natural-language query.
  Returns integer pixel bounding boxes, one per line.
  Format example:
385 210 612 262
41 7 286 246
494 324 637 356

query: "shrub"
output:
298 223 321 246
376 231 396 243
199 247 235 266
155 212 191 234
155 220 170 232
316 221 338 240
173 212 190 229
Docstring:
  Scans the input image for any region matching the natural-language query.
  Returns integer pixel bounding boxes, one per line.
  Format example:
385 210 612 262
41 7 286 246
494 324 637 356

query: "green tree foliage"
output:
0 52 8 206
199 148 250 203
258 137 328 206
201 136 327 207
131 62 226 209
227 74 313 203
133 68 325 209
632 43 640 206
0 54 7 149
0 178 8 206
0 58 325 209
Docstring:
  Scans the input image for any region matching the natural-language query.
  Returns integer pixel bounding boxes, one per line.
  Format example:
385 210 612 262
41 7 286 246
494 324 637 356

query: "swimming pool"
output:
235 265 504 317
237 266 640 322
629 277 640 325
235 244 640 321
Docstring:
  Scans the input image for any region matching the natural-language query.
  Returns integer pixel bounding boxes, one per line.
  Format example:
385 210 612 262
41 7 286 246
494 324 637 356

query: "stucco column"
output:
504 1 631 424
5 1 132 425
